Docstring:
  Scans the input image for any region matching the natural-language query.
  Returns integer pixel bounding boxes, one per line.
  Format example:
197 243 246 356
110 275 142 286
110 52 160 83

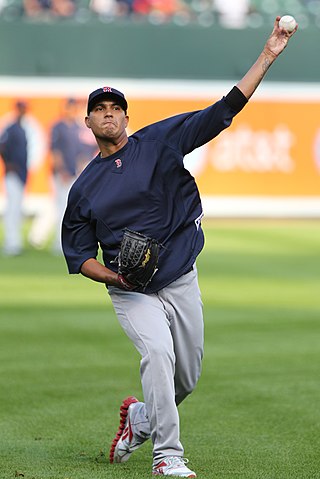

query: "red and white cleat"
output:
109 396 145 464
152 456 197 477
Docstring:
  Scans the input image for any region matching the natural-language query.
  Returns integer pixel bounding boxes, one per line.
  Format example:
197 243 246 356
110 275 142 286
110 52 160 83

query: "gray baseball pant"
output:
108 265 204 463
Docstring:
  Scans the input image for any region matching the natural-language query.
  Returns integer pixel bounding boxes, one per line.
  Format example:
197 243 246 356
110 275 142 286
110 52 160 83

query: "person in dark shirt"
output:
62 19 297 478
50 98 83 254
0 101 28 256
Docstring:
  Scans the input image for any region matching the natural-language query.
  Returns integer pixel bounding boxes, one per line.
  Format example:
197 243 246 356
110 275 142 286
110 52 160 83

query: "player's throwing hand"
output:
264 15 298 59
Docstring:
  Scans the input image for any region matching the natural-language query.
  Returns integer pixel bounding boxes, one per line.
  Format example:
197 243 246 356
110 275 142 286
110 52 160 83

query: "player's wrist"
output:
262 46 278 61
117 274 136 291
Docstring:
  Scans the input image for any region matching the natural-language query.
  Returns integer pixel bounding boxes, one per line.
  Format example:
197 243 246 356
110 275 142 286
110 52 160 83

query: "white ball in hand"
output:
279 15 297 33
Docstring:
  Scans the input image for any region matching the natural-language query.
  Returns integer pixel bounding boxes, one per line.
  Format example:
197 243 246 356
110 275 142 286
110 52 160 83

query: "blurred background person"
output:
77 99 98 165
0 100 28 256
89 0 135 18
22 0 50 17
89 0 118 18
23 0 76 18
214 0 250 28
148 0 191 24
50 98 83 255
50 0 76 17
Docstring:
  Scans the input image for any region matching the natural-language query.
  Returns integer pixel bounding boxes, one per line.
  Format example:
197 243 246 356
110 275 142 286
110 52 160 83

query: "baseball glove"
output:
117 228 160 291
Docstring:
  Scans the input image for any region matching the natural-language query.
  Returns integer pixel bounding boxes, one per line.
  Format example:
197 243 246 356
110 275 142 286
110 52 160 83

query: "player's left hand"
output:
264 16 298 58
117 273 136 291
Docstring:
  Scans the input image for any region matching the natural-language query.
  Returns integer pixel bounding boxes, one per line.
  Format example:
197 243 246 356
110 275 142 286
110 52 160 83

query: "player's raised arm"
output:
236 16 298 100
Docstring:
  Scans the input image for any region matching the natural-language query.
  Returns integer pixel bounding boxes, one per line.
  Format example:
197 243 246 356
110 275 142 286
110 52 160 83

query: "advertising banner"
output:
1 78 320 216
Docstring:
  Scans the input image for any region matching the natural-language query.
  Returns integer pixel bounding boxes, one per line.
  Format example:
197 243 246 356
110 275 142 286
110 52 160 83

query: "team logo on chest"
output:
115 158 122 168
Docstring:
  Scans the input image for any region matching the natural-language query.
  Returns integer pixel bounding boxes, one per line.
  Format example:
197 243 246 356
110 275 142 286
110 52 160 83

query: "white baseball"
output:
279 15 297 33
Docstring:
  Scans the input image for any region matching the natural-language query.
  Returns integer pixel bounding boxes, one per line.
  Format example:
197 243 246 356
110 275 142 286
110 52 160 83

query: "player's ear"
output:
85 116 91 129
125 115 129 128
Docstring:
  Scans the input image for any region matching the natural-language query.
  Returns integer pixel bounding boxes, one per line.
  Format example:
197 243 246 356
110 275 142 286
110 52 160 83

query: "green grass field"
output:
0 220 320 479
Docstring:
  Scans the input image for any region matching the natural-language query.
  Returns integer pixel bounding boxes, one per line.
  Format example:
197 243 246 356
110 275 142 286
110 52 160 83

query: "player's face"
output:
85 101 129 141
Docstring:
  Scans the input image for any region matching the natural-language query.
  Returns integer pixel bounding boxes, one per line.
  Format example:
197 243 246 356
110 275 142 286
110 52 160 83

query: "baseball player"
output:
50 98 83 254
0 101 28 256
62 18 297 478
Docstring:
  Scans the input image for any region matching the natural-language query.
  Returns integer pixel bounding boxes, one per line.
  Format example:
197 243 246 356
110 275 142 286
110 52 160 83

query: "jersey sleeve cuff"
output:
224 86 248 113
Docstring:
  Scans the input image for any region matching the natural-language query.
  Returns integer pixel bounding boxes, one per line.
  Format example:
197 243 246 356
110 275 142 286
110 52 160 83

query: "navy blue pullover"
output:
62 88 247 293
0 121 28 184
51 120 82 176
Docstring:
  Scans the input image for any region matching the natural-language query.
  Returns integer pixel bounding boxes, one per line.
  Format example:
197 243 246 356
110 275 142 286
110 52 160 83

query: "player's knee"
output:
153 344 175 362
175 363 202 404
142 343 175 368
180 373 199 395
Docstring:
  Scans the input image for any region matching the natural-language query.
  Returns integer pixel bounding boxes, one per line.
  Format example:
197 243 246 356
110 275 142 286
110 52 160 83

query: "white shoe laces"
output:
155 456 192 469
173 457 189 466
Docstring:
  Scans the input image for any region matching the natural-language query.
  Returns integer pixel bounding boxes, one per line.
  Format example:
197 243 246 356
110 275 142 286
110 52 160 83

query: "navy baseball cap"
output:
87 86 128 115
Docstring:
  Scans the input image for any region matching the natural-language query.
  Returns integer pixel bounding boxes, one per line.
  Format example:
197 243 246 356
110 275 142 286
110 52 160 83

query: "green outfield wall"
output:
0 19 318 81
